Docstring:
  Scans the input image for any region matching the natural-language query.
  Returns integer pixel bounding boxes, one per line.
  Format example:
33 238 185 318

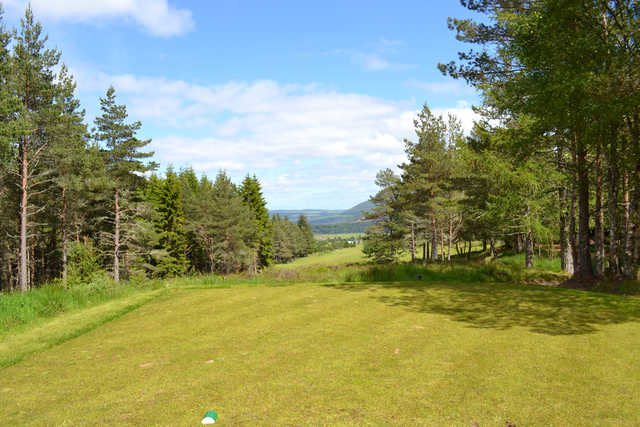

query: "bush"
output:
67 241 104 285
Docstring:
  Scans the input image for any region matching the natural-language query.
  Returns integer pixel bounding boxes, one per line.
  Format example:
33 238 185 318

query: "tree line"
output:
365 0 640 287
0 7 314 293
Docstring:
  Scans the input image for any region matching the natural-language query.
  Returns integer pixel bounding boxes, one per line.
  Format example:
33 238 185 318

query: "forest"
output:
2 1 640 294
364 0 640 288
0 8 315 293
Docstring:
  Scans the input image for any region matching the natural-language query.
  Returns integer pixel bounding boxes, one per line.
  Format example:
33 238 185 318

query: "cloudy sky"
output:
2 0 480 209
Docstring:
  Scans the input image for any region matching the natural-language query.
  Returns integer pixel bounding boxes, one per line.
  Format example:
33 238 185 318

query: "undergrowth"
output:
0 273 162 337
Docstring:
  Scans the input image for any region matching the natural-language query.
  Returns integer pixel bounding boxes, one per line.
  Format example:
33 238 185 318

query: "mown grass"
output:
1 283 639 425
0 246 573 347
314 232 364 239
273 245 368 269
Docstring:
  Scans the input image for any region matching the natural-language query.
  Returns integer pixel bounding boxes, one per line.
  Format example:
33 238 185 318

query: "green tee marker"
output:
201 411 218 424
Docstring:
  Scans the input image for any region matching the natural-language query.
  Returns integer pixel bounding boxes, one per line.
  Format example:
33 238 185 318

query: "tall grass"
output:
0 274 161 336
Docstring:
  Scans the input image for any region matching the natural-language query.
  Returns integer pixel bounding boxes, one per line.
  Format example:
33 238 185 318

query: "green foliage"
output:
239 175 273 268
310 222 370 234
272 214 306 263
313 236 358 253
66 242 103 285
296 214 314 256
362 169 406 263
145 169 189 277
92 86 156 185
181 171 256 274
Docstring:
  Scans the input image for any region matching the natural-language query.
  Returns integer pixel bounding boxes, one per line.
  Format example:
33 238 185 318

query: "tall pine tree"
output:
92 86 156 282
239 175 273 268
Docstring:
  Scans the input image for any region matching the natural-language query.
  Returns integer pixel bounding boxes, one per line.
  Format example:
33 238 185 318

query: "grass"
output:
2 245 639 424
314 233 364 239
0 276 161 338
0 289 162 369
1 282 639 425
273 245 368 269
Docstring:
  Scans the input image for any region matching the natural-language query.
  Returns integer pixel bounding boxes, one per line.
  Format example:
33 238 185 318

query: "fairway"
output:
2 282 640 425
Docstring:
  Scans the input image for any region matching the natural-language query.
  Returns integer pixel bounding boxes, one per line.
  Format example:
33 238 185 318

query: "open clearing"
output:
2 279 640 425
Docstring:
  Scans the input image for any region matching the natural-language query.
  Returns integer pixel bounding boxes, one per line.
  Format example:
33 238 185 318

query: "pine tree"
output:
50 65 88 281
11 7 61 291
297 214 314 256
239 175 273 269
399 105 450 261
154 169 188 277
0 5 20 291
92 86 156 282
363 169 406 263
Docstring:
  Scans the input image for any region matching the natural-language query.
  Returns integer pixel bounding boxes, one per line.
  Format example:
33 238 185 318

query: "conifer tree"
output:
399 105 450 261
11 7 61 291
50 65 88 281
239 175 273 268
154 169 188 277
0 6 20 291
297 214 314 256
363 169 406 263
92 86 156 282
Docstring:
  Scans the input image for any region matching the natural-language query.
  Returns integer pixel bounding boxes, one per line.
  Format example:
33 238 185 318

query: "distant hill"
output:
341 200 375 221
270 200 375 234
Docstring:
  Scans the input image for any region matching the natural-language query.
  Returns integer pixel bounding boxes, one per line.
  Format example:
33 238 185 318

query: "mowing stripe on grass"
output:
1 282 639 425
0 289 164 369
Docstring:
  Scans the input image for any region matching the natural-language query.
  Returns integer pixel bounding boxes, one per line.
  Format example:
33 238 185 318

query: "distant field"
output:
273 245 367 269
314 233 363 240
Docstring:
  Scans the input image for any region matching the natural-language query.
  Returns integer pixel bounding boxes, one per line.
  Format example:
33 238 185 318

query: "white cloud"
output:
331 48 415 72
75 71 478 208
406 79 477 96
6 0 194 37
433 101 481 135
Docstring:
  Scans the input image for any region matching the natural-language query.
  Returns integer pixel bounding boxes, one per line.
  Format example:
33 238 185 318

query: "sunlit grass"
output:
272 245 368 269
1 283 639 425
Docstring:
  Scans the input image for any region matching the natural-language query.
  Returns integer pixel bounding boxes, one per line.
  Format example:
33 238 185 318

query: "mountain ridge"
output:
269 200 374 234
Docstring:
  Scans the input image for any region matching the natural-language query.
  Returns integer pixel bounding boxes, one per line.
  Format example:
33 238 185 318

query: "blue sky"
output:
3 0 481 209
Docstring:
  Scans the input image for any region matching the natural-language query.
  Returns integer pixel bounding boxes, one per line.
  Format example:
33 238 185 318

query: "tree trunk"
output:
440 229 445 261
431 215 438 261
628 114 640 273
516 234 523 253
607 132 620 276
560 207 574 275
422 241 426 264
448 216 452 262
574 136 594 281
623 172 633 278
490 238 495 258
19 136 29 293
410 222 415 263
482 239 487 253
525 231 534 269
113 185 120 283
594 145 604 277
61 187 68 281
569 184 578 270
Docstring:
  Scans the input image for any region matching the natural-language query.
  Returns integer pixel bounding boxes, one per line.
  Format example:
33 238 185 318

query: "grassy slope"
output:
1 283 639 425
2 247 640 424
0 289 162 369
273 245 368 269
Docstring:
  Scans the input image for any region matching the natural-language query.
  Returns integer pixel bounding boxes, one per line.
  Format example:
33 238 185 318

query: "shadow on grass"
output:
325 281 640 335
